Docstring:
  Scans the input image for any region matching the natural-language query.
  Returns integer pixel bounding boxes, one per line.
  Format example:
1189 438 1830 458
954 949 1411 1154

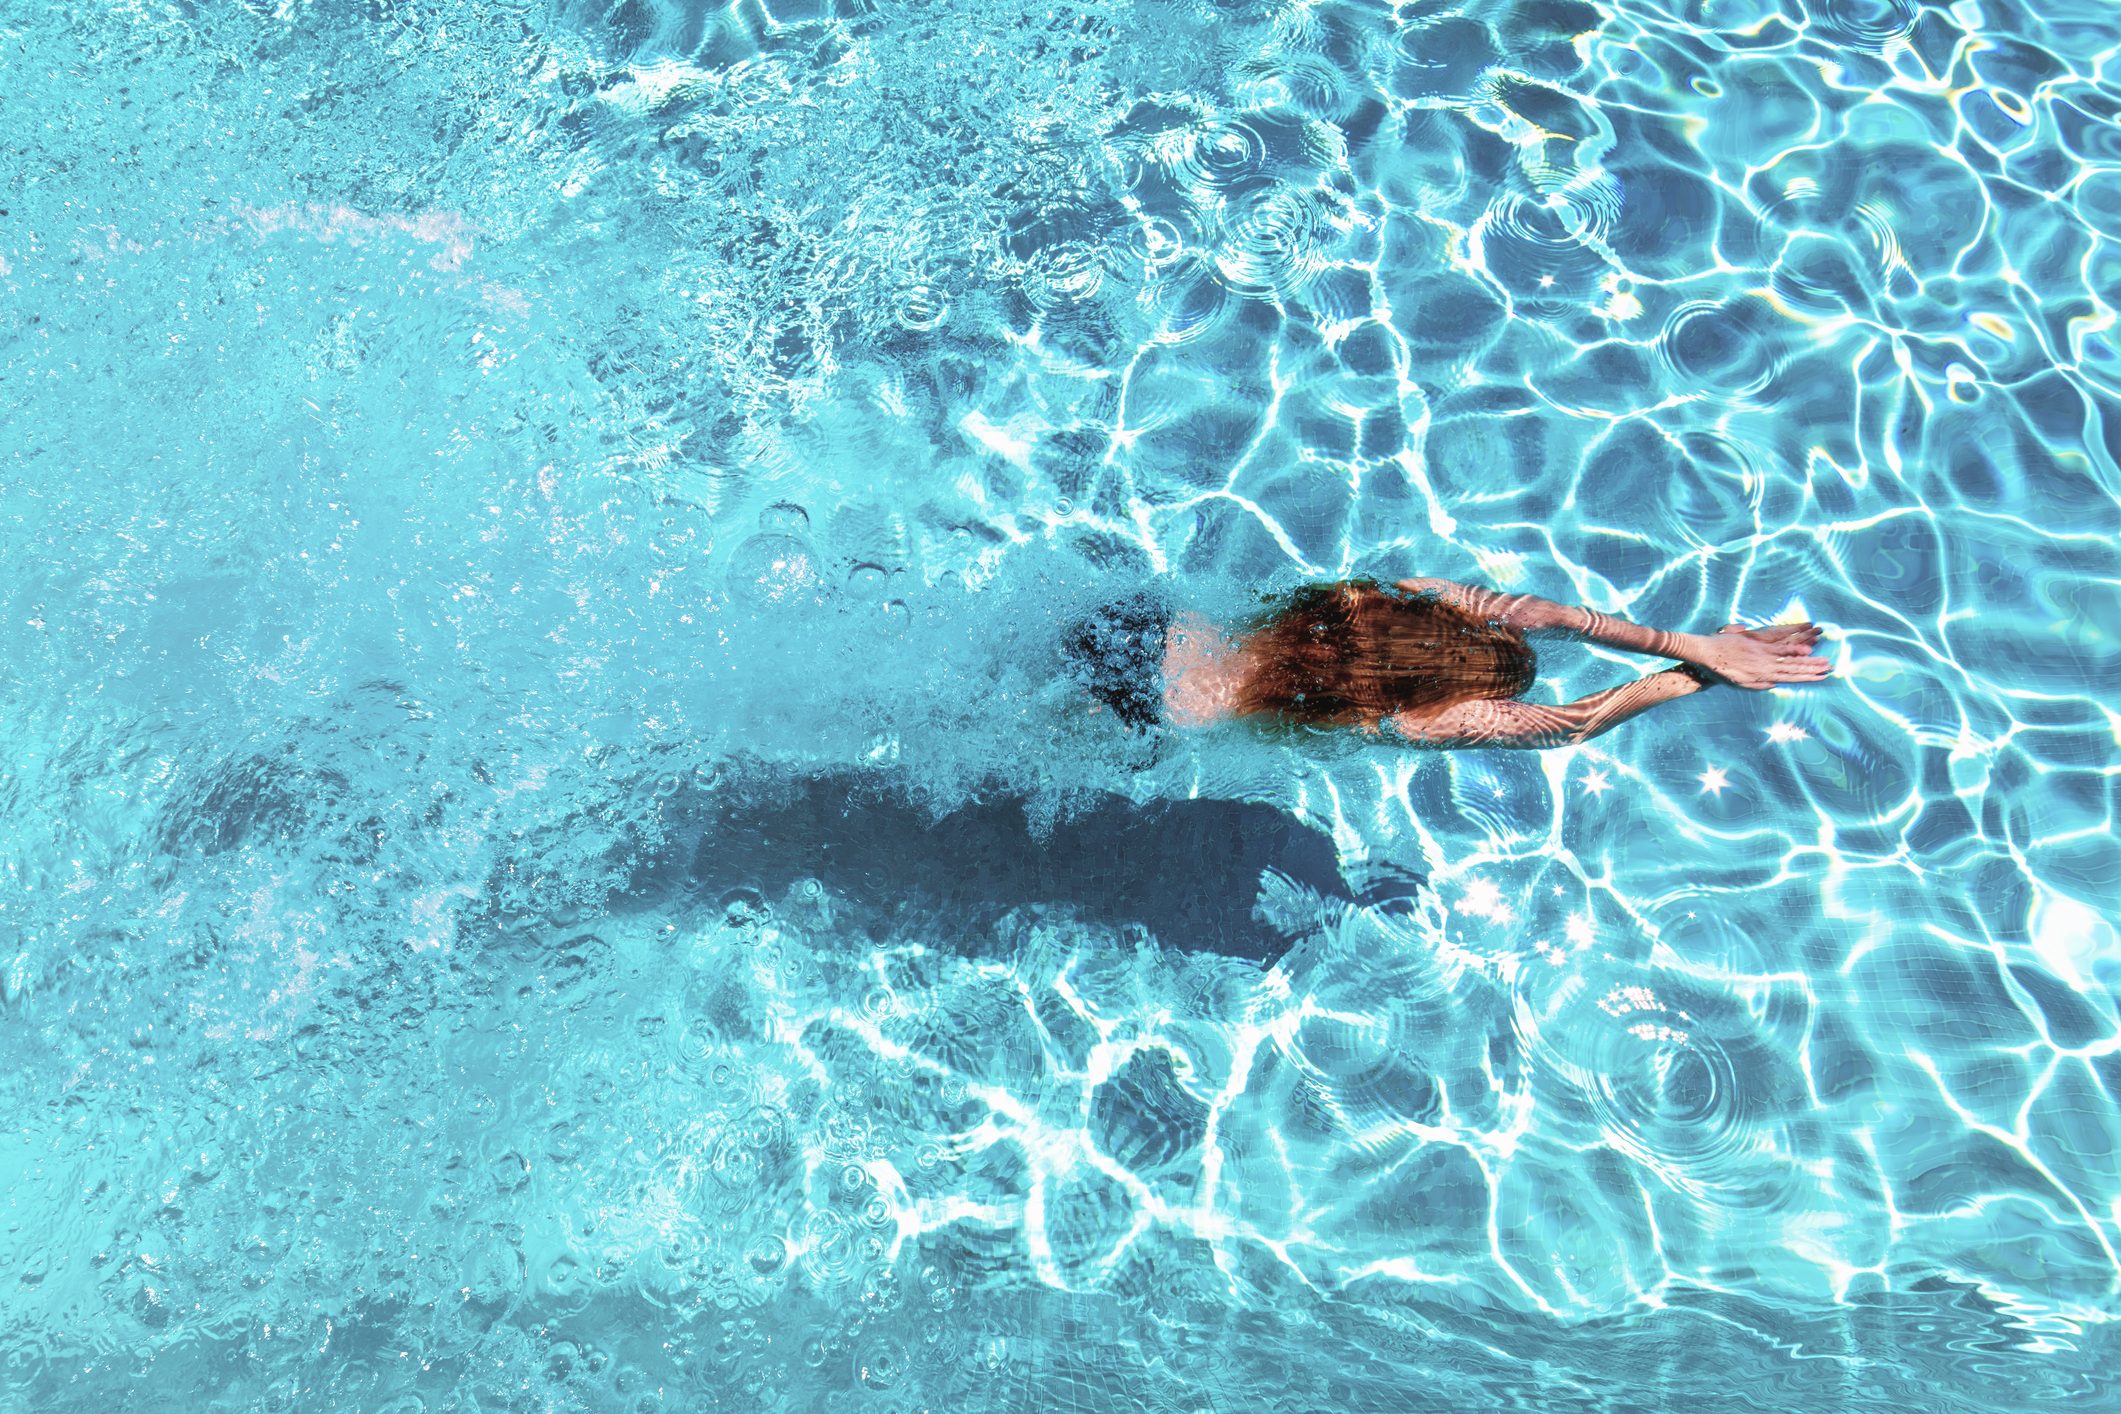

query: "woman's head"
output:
1231 579 1535 729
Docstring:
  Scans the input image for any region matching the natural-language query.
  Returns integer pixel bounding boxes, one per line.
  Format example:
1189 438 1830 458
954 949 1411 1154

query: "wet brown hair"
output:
1231 579 1536 729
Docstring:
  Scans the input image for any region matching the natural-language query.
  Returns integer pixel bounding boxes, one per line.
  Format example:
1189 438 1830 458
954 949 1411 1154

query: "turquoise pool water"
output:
4 0 2119 1407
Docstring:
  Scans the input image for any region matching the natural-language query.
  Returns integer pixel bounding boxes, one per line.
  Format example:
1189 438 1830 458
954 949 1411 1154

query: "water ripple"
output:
1169 116 1269 197
1476 192 1614 316
1515 972 1793 1211
1657 297 1790 403
1802 0 1920 52
1213 178 1337 300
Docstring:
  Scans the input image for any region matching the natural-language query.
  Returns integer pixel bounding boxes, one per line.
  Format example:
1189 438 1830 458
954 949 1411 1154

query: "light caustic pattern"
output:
2 0 2120 1408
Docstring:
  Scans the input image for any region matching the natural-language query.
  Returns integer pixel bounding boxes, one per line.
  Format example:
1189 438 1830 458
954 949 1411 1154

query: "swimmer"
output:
1062 578 1828 748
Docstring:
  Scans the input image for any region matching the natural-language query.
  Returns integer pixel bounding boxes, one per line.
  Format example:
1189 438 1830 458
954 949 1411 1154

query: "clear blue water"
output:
4 0 2119 1408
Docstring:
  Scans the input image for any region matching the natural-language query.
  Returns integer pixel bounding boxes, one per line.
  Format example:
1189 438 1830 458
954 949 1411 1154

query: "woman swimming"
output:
1063 578 1829 748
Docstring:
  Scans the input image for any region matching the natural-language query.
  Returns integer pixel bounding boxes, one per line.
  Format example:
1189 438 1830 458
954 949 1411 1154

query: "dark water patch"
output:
644 769 1354 961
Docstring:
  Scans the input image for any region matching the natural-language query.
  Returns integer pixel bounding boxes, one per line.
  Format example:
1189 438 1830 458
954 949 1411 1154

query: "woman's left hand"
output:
1684 623 1830 689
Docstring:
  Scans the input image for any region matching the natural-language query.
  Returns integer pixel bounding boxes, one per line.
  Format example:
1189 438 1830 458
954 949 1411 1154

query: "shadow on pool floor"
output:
626 770 1363 963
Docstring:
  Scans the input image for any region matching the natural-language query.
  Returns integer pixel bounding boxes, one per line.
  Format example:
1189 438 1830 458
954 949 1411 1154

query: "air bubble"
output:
727 531 828 612
491 1151 531 1194
856 1341 904 1390
799 1208 859 1284
846 561 893 599
539 1251 585 1299
720 887 767 926
745 1232 789 1276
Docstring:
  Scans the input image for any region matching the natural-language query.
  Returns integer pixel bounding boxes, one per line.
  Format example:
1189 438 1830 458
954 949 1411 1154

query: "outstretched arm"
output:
1397 578 1828 688
1397 577 1697 657
1388 667 1712 749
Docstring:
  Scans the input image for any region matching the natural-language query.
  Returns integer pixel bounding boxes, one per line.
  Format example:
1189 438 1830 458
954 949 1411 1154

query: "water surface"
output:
3 0 2119 1408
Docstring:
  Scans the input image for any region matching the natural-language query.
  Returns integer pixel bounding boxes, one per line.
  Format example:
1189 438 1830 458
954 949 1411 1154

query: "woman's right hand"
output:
1684 623 1831 689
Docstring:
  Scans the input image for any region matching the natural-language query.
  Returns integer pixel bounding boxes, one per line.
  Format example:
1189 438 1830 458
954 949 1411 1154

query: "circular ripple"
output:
1591 1004 1744 1178
1803 0 1918 51
1391 16 1499 102
1477 193 1612 316
1231 49 1359 123
1848 201 1913 290
1515 973 1791 1208
1750 174 1842 234
1019 239 1105 308
1657 299 1786 402
1123 213 1189 272
1283 1009 1442 1133
1170 117 1268 197
1213 179 1335 299
709 1106 790 1197
1769 231 1873 316
1274 924 1481 1134
1666 429 1768 546
1748 173 1919 297
1539 177 1622 247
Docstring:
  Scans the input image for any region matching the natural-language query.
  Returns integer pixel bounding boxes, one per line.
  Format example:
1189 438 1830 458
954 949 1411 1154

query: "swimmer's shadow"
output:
643 772 1357 963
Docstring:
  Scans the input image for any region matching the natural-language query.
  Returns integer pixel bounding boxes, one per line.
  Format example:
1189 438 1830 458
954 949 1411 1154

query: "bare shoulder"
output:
1162 612 1242 727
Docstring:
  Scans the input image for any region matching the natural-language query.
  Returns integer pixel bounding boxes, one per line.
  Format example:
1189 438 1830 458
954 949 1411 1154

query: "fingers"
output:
1741 626 1824 658
1741 640 1832 687
1704 622 1832 689
1746 622 1819 643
